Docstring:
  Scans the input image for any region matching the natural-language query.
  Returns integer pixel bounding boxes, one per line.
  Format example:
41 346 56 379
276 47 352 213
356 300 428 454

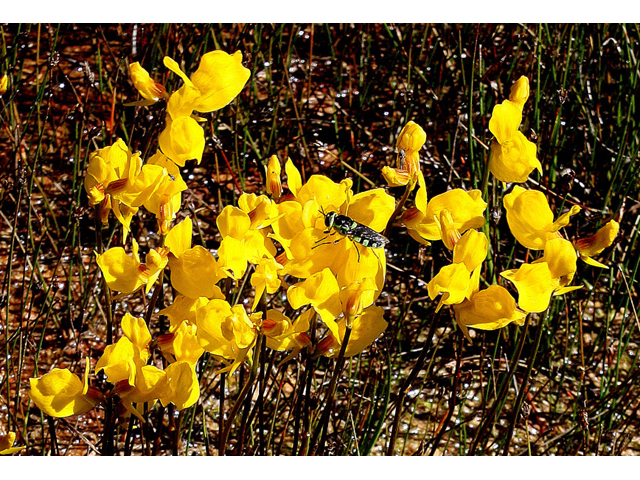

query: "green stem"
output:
502 312 546 455
219 332 263 455
469 315 531 455
386 308 441 455
311 324 353 455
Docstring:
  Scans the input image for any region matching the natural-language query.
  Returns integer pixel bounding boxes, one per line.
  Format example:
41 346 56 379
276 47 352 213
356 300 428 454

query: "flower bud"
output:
508 76 530 110
0 74 8 96
129 62 168 102
575 219 619 261
265 155 282 199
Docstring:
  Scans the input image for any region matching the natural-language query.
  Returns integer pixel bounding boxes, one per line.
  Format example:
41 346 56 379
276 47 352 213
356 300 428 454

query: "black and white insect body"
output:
316 209 389 261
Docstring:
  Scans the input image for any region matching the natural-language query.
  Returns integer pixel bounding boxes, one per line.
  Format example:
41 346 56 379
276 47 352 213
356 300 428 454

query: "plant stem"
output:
219 332 263 455
429 331 463 455
386 308 440 455
383 182 412 239
502 312 546 455
469 315 531 455
311 324 353 455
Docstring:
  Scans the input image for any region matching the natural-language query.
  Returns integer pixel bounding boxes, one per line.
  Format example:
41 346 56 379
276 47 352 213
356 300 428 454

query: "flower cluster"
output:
386 77 618 340
28 61 619 433
30 49 395 421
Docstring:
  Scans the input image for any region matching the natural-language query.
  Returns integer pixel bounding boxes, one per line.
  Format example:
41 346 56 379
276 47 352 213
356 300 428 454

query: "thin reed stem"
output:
386 308 440 455
469 315 531 455
501 312 546 455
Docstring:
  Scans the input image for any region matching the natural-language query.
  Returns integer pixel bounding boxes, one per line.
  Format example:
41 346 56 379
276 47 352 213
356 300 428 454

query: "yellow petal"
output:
169 246 225 298
575 219 619 257
196 298 235 357
287 268 342 338
160 361 200 410
95 338 137 385
333 306 388 358
0 431 25 455
397 121 426 152
165 216 193 258
190 50 251 113
121 313 152 352
489 100 522 144
158 115 205 166
285 158 303 196
538 237 577 286
551 205 581 232
501 262 555 313
504 187 555 250
158 322 204 366
166 83 202 119
29 368 101 417
453 230 488 272
489 133 541 183
428 263 473 308
381 166 410 187
96 245 145 294
163 57 193 86
453 285 527 332
348 188 396 233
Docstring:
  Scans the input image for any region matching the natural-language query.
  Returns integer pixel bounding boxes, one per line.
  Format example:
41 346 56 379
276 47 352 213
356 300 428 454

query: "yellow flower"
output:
271 169 393 295
250 256 284 311
158 115 206 166
162 50 250 117
144 151 188 234
501 238 581 313
114 364 169 421
382 121 427 188
195 298 262 374
263 309 312 354
129 62 168 103
504 186 581 250
318 305 388 358
159 361 200 411
29 358 102 418
288 273 386 358
402 188 486 245
427 230 488 311
488 76 542 183
0 431 25 455
165 217 227 299
575 219 619 268
157 322 204 366
96 238 168 294
95 314 151 385
216 204 277 279
84 139 166 235
452 285 527 340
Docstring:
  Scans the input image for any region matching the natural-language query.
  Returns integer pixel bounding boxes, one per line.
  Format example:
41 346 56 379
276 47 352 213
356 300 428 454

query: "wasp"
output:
313 208 389 262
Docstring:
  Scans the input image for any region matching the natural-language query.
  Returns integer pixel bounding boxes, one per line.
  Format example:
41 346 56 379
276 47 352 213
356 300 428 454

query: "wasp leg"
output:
312 235 345 250
314 230 338 246
353 241 361 262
